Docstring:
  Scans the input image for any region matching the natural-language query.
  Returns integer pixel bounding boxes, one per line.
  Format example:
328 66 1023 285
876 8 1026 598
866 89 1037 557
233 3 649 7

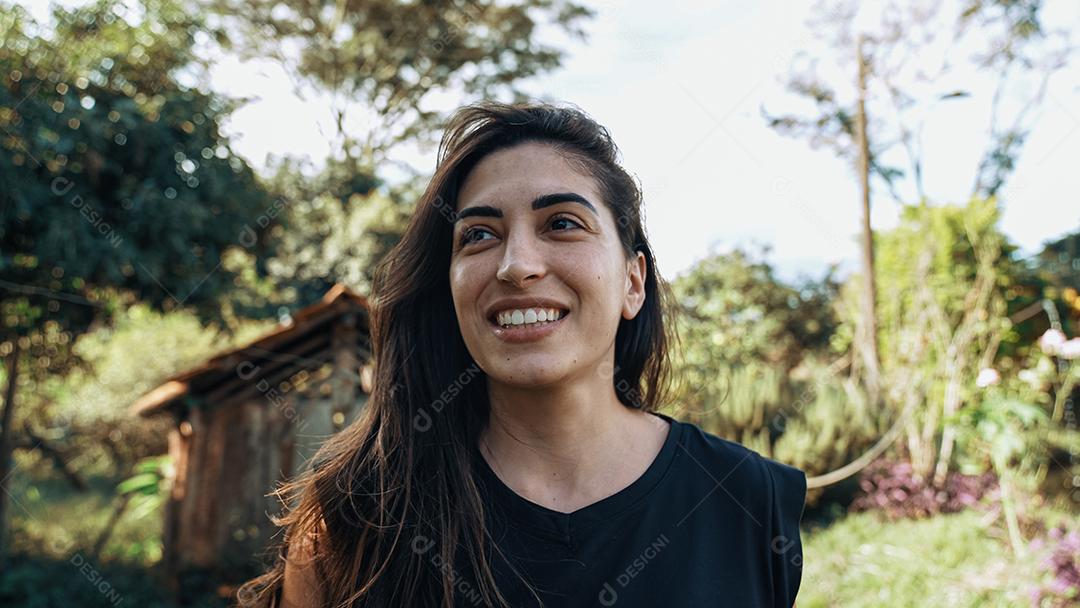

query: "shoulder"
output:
673 418 807 516
280 518 328 608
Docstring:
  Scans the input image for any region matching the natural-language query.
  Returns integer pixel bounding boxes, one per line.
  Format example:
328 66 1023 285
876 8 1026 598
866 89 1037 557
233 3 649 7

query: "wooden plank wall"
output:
158 333 371 575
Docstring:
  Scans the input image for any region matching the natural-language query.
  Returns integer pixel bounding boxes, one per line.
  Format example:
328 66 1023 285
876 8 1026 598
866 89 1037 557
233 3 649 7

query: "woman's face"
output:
448 141 646 388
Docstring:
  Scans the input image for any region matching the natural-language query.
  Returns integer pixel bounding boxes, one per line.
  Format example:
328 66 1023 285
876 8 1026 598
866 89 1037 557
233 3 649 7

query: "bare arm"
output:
279 521 327 608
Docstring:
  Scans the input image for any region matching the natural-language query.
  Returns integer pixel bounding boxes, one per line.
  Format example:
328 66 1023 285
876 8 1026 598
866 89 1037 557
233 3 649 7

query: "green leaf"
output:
117 472 160 496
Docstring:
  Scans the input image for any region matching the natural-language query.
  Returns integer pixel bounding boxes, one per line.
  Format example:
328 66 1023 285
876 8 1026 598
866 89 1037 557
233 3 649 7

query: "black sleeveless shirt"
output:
453 411 807 608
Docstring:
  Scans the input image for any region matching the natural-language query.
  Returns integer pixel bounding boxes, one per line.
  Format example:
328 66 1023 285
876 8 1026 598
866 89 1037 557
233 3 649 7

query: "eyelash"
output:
458 216 584 246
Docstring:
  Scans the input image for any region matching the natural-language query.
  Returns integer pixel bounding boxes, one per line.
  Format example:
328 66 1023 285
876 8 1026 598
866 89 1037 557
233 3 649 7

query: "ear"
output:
622 250 647 321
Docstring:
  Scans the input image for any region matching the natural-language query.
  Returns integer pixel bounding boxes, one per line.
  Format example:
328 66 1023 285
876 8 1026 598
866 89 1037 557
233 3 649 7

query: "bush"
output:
849 458 999 520
1029 524 1080 607
668 249 882 500
671 355 883 506
772 357 883 502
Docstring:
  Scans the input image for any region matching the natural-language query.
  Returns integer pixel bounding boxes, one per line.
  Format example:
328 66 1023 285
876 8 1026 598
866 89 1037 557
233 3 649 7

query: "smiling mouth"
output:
488 309 571 328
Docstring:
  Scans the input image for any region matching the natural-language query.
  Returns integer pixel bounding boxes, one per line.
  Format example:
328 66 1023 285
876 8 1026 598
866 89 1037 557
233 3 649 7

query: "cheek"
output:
449 261 477 294
449 261 487 316
564 252 620 295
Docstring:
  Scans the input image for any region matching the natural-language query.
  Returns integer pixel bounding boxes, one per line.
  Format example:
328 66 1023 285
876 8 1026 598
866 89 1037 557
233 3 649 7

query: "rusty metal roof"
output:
130 283 370 417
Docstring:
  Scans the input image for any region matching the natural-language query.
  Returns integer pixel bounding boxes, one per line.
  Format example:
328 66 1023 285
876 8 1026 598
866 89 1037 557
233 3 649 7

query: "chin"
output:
483 361 569 388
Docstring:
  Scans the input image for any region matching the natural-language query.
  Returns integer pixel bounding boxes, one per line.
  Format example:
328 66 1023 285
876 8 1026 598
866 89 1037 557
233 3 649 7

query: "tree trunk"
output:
855 34 883 413
20 423 88 492
931 353 964 486
0 340 21 572
90 491 133 562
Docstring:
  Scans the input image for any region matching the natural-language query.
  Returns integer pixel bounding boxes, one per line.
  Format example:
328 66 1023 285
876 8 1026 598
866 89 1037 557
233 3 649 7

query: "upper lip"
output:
485 297 570 320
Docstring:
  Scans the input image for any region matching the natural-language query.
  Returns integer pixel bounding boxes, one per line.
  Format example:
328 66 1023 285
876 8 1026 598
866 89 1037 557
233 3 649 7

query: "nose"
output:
496 231 546 287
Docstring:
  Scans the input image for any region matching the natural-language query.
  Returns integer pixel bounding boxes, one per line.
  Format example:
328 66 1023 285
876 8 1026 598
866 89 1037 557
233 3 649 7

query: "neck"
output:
478 366 660 504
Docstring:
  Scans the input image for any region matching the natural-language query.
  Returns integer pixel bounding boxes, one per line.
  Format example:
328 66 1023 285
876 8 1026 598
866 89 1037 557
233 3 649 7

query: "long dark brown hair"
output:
236 100 681 608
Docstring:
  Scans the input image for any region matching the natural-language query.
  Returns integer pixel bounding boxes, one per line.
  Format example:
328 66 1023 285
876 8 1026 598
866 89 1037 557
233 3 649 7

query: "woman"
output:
236 101 807 608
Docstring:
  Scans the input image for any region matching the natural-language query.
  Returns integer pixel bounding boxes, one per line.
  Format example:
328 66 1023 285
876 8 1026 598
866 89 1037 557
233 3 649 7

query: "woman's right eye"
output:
460 227 495 246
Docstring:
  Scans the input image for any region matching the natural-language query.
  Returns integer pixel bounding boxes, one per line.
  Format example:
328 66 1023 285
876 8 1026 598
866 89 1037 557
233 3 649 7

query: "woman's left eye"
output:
550 216 584 231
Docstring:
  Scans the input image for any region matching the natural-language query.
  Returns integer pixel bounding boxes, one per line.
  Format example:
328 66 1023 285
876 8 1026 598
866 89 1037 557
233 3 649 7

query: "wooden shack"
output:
130 283 373 579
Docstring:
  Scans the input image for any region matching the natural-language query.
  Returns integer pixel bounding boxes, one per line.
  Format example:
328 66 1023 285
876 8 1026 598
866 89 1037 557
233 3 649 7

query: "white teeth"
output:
495 307 565 327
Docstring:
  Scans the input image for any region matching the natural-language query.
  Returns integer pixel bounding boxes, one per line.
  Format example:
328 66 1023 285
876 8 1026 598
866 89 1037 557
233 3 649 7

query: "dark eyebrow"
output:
532 192 598 215
454 192 598 223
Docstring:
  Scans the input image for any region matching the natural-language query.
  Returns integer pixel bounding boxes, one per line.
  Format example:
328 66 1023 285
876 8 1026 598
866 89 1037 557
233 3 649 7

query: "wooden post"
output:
331 313 359 424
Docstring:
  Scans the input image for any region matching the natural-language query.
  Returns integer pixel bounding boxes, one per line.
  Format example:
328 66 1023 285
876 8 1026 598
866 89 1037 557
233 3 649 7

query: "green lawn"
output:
799 507 1054 607
5 462 163 566
1 460 229 607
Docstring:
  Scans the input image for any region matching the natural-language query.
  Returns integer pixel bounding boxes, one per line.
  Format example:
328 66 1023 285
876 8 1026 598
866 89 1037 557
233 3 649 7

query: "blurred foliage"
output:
0 300 273 479
849 457 1000 520
117 455 171 521
764 0 1076 202
1 0 279 341
833 198 1017 364
1028 521 1080 607
951 393 1049 555
771 357 880 492
1016 227 1080 345
834 198 1020 480
0 0 285 574
668 247 881 496
1032 229 1080 302
62 303 271 425
834 200 1080 549
5 467 164 570
951 394 1050 477
202 0 593 168
245 157 417 308
671 246 839 370
0 465 228 607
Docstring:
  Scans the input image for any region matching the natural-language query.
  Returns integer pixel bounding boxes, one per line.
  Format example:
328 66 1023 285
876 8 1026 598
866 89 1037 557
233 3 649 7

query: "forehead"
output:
455 142 602 210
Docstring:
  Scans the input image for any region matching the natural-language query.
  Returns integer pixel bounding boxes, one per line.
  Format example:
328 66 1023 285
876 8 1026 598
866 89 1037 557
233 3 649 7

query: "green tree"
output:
765 0 1075 202
763 0 1077 426
835 198 1023 485
205 0 593 169
248 157 416 308
211 0 594 310
668 247 848 455
0 0 277 567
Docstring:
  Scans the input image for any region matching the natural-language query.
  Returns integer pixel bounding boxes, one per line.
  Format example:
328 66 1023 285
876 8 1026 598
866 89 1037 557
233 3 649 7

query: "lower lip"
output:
489 313 569 343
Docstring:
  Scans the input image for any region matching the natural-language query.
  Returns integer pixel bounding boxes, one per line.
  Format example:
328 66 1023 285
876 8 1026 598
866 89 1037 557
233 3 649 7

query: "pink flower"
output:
1019 369 1041 389
1060 338 1080 360
975 368 1000 388
1039 329 1067 355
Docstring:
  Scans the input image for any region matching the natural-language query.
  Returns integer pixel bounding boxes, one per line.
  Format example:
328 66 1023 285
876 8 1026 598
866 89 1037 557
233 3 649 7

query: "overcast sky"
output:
22 0 1080 284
